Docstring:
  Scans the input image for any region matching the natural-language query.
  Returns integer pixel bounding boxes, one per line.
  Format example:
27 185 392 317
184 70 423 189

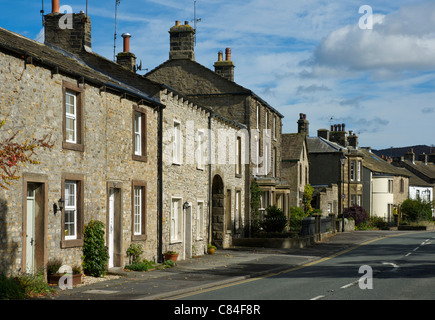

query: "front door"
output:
108 188 115 268
108 187 122 268
26 184 36 273
184 204 192 259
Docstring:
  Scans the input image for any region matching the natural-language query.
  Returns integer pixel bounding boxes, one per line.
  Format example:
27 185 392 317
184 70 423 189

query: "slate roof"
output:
0 27 164 109
359 148 409 177
146 58 284 118
282 133 306 161
400 159 435 181
306 136 344 154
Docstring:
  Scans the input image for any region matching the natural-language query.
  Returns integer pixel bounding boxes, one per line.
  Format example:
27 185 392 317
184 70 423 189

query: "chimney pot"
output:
52 0 59 13
184 21 189 25
217 51 223 62
225 48 231 61
175 20 181 26
122 33 132 53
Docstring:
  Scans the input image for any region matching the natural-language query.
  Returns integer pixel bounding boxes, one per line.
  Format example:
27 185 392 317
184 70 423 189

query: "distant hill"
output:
373 145 434 158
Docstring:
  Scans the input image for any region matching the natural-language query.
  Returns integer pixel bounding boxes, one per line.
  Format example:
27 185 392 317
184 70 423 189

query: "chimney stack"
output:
44 2 92 53
169 20 195 60
329 123 347 147
404 148 415 163
116 33 137 72
214 47 235 81
297 113 309 136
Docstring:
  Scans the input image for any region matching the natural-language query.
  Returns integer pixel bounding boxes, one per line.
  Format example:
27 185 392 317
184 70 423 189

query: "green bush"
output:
82 220 109 277
124 259 155 272
261 205 287 233
401 198 433 222
289 206 306 231
0 271 54 299
126 243 144 264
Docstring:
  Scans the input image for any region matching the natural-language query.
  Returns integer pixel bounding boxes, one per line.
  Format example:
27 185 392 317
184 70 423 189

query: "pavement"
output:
45 230 412 300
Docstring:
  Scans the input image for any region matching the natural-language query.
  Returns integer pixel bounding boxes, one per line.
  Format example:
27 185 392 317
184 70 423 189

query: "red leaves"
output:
0 118 53 189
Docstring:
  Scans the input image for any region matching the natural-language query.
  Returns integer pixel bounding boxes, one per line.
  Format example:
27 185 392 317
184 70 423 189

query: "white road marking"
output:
341 281 358 289
310 295 325 300
83 289 120 294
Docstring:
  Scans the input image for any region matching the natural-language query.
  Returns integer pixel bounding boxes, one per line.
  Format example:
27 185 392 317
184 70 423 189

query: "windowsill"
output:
132 234 147 241
235 173 242 178
133 154 148 162
61 238 83 249
63 141 84 152
172 162 182 166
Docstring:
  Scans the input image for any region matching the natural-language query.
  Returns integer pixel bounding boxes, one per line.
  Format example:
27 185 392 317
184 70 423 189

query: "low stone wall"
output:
232 231 334 250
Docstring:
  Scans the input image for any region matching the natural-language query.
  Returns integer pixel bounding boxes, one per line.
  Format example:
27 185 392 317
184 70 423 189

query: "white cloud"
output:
311 2 435 73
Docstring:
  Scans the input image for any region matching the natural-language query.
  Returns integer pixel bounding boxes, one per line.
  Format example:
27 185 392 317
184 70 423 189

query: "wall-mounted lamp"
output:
183 201 190 210
54 198 65 215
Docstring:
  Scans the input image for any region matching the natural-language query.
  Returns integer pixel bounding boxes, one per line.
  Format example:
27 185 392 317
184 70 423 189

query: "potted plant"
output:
163 250 179 263
46 258 82 286
207 244 217 255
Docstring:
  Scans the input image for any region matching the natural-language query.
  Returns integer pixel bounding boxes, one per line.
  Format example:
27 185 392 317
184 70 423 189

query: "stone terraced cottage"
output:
0 4 247 276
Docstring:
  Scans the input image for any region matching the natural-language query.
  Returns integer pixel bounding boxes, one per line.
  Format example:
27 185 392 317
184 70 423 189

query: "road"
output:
175 231 435 300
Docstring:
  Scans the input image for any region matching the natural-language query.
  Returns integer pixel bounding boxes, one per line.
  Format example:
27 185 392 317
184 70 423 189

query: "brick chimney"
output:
297 113 309 136
44 0 92 53
214 48 235 81
116 33 137 72
169 20 195 60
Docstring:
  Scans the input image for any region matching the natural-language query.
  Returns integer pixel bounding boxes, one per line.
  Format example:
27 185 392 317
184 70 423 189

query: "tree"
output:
401 198 433 222
0 118 53 189
303 184 314 214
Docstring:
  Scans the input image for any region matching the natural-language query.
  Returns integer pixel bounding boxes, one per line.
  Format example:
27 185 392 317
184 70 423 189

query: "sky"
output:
1 0 434 150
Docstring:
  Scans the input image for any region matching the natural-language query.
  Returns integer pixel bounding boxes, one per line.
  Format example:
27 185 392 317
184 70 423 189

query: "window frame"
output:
131 180 147 240
235 135 242 177
170 197 183 243
62 81 84 152
196 129 205 170
61 173 84 248
173 120 182 165
132 105 147 162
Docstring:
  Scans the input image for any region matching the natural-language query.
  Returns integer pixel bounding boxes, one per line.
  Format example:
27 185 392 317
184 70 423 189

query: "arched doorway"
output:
211 175 224 248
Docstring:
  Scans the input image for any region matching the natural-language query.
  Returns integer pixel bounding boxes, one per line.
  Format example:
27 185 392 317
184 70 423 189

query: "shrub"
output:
343 205 368 226
401 198 433 222
126 243 144 264
369 216 389 230
261 205 287 233
289 206 306 231
124 259 155 272
0 271 54 299
46 258 63 275
82 220 109 277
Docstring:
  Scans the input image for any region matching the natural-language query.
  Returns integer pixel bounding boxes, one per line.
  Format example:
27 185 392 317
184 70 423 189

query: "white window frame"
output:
133 186 142 235
171 197 183 243
256 103 259 130
65 90 77 144
134 112 142 156
173 120 182 165
197 129 205 170
64 181 77 240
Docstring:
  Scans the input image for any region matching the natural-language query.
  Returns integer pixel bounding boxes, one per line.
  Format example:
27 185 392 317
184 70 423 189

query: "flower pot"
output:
163 253 179 262
48 273 82 286
207 248 215 255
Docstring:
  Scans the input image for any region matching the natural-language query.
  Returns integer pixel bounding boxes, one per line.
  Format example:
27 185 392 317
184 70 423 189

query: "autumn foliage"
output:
0 118 53 189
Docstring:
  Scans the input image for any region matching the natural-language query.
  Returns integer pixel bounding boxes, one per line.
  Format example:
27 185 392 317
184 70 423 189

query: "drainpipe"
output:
157 104 164 263
207 114 212 246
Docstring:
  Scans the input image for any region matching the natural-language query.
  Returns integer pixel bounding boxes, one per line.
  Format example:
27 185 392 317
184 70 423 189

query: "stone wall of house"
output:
0 50 158 274
159 89 247 256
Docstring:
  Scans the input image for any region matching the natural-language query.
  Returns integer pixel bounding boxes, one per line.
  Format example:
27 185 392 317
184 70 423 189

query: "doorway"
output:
107 186 122 268
23 179 47 275
211 175 224 248
184 203 192 259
